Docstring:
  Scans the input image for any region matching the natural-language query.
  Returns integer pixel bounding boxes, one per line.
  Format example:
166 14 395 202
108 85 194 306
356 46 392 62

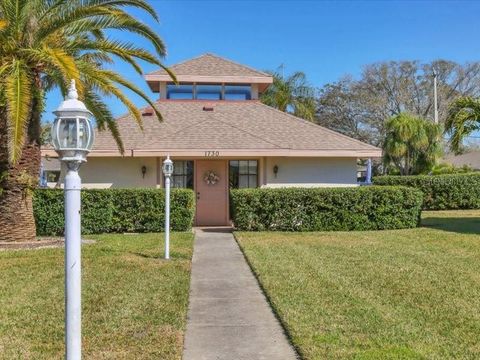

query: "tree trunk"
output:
0 99 41 242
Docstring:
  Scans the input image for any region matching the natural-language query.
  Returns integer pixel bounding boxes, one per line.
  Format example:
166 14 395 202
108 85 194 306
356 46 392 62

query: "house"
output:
42 54 381 226
443 151 480 170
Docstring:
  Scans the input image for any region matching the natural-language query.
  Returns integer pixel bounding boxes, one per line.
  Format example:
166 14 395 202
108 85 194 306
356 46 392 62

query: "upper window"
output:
196 85 222 100
172 161 194 189
45 171 61 183
229 160 258 188
224 85 251 100
167 84 194 99
166 83 252 100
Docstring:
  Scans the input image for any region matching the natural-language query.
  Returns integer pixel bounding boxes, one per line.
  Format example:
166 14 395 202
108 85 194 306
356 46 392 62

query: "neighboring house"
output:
443 151 480 170
42 53 381 225
40 157 62 188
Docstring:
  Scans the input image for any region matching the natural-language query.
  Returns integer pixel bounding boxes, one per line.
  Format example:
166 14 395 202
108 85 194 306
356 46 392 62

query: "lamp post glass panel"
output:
51 80 94 360
163 156 173 260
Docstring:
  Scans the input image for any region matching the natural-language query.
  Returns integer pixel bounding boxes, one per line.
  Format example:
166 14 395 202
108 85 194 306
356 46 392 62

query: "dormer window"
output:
145 53 273 100
167 84 194 99
165 83 252 100
196 85 222 100
224 85 251 100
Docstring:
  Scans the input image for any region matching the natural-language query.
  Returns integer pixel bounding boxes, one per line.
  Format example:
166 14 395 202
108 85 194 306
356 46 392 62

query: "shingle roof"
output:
90 101 381 157
148 53 270 78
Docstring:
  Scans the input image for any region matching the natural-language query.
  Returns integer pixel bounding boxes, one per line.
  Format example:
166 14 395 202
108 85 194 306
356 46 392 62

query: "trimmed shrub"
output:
230 186 423 231
109 189 195 233
373 173 480 210
33 188 195 236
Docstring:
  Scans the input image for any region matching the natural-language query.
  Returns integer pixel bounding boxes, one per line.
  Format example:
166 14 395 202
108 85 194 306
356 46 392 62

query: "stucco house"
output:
42 54 381 225
443 151 480 170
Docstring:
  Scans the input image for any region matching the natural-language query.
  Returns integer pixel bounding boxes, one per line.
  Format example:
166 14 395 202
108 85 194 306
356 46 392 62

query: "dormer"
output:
144 53 273 100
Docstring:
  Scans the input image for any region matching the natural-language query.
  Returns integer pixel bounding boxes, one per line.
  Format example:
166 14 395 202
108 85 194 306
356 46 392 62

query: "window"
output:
172 161 194 189
229 160 258 188
167 84 194 99
45 171 60 183
224 85 251 100
196 85 222 100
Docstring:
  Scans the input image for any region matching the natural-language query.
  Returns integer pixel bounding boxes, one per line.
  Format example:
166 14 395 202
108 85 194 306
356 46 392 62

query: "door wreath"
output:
203 170 220 185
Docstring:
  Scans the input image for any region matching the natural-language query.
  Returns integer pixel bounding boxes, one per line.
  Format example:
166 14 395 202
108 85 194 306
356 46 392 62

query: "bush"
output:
33 188 195 236
373 173 480 210
230 186 423 231
109 189 195 233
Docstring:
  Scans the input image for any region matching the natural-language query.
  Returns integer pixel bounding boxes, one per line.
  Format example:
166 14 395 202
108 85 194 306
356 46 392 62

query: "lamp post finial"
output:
67 79 78 100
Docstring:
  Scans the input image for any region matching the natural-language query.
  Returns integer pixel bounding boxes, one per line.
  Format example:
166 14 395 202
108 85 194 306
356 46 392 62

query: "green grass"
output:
235 210 480 359
0 232 194 359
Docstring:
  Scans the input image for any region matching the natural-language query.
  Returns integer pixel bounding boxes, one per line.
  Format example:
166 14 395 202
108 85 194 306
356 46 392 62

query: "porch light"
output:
51 80 94 164
51 79 94 360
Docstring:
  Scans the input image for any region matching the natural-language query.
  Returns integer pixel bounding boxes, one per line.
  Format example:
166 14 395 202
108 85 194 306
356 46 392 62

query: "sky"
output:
44 0 480 120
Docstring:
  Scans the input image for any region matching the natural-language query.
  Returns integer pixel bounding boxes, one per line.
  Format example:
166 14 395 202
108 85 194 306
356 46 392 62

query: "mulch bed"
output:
0 238 95 251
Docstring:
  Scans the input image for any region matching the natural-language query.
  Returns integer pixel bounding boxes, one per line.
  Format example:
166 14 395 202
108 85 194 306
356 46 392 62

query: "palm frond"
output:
68 38 161 74
37 5 165 57
78 62 144 128
0 19 8 31
445 97 480 153
83 88 125 154
85 0 159 21
20 47 83 94
5 59 32 163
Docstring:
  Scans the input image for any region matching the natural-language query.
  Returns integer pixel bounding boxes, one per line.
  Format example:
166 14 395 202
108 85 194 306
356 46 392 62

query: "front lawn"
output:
0 232 193 359
236 210 480 359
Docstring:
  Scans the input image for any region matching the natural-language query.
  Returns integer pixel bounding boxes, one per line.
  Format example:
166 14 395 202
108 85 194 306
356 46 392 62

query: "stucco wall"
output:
263 157 358 187
80 157 158 189
50 156 358 189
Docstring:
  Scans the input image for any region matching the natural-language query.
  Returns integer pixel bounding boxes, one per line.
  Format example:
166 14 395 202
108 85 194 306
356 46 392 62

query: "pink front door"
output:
195 160 229 226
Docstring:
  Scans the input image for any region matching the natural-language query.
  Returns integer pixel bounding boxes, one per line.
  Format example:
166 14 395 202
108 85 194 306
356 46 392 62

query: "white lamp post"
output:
366 158 372 184
51 80 94 360
162 156 173 260
433 67 439 124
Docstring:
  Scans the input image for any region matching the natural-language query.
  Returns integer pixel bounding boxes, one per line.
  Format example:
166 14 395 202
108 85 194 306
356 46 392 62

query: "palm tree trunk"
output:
0 100 41 242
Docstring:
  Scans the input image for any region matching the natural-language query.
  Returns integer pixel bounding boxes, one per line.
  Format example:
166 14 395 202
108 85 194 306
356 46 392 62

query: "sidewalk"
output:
183 228 298 360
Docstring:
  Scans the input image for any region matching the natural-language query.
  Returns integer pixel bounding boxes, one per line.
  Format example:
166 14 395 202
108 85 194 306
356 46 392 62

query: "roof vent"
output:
203 104 215 111
142 108 154 116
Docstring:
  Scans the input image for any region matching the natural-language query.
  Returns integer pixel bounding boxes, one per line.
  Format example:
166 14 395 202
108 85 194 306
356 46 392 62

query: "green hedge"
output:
230 186 423 231
33 188 195 236
373 173 480 210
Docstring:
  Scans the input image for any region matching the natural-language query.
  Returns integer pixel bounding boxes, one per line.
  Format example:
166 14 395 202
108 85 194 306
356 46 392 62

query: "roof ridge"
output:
147 53 272 78
145 53 205 76
200 53 271 77
254 102 381 150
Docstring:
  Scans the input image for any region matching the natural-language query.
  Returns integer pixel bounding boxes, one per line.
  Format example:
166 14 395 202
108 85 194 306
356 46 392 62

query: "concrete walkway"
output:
183 228 298 360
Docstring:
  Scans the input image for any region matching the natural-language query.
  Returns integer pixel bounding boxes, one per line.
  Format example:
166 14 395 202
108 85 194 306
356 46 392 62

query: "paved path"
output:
183 228 298 360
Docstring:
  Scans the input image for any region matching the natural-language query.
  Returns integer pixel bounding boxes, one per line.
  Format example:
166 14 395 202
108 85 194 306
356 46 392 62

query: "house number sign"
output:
204 151 220 157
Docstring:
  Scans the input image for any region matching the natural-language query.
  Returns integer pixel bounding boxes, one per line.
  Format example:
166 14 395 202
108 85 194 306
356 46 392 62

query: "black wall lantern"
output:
273 165 279 178
141 165 147 178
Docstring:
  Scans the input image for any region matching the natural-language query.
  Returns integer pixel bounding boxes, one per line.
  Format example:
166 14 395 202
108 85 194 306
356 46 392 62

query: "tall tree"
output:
383 113 442 175
317 60 480 146
445 97 480 154
0 0 173 242
261 69 316 121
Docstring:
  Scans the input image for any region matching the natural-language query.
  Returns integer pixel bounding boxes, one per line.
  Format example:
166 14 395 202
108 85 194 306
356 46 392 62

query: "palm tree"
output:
0 0 173 242
445 97 480 154
261 68 316 121
383 113 442 175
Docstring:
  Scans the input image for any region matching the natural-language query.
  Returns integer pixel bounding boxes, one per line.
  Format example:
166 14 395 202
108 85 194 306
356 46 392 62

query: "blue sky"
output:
44 0 480 120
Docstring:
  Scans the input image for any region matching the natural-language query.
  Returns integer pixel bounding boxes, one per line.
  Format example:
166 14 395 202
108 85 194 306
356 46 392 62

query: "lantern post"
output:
51 80 94 360
162 156 173 260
